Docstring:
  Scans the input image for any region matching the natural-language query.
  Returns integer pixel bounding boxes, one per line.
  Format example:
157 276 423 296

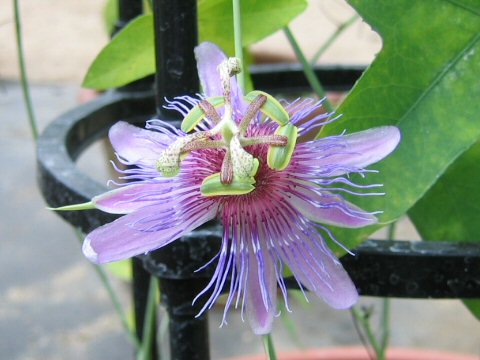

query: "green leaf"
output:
198 0 308 55
103 0 118 35
84 1 307 89
409 141 480 319
48 201 95 211
320 0 480 254
83 14 155 89
106 259 132 281
463 299 480 321
409 141 480 243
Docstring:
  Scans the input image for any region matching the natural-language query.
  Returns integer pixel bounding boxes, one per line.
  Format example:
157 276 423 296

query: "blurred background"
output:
1 0 479 359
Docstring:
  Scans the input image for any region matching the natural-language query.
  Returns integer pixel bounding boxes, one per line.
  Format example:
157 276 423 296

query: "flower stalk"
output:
74 228 140 349
232 0 245 92
13 0 38 141
283 26 334 113
310 14 359 65
262 334 278 360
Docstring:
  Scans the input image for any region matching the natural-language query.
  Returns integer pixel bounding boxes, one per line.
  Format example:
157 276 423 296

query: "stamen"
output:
157 131 212 177
181 139 225 153
199 100 222 125
224 57 242 77
218 57 242 107
220 150 234 184
241 135 288 147
238 94 267 134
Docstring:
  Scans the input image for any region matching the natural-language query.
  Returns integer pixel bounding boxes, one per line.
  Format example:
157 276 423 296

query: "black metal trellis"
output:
36 1 480 359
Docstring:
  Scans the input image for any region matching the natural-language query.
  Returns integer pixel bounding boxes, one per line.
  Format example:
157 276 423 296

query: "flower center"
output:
156 58 299 197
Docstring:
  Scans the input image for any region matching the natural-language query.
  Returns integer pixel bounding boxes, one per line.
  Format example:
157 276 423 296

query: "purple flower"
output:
83 42 400 334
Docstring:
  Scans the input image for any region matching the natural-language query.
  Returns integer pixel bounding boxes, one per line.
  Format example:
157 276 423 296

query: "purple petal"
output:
245 245 277 335
83 202 218 264
194 42 245 111
288 188 377 228
194 42 228 98
277 227 358 309
311 126 401 176
310 248 359 309
109 121 171 166
313 255 358 309
93 184 172 214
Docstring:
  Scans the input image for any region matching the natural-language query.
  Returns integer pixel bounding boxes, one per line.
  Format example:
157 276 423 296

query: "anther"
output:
239 94 267 134
157 131 212 177
181 139 225 153
199 100 222 125
241 135 288 147
220 150 234 184
225 57 242 76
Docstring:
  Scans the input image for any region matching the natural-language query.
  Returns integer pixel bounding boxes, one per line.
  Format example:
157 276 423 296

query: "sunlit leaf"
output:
83 14 154 89
84 0 307 89
198 0 307 55
103 0 118 34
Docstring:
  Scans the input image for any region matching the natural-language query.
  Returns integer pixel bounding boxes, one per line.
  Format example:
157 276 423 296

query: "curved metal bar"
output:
36 90 480 298
37 90 156 234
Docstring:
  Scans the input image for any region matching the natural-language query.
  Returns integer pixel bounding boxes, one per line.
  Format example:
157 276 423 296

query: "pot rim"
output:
225 346 479 360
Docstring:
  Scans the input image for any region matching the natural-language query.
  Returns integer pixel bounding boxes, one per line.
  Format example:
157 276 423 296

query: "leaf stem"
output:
74 228 140 349
387 221 397 241
351 306 382 356
283 26 334 113
137 277 158 360
378 222 395 358
13 0 39 141
232 0 245 92
310 15 359 65
262 333 278 360
379 298 390 359
351 222 396 360
279 296 303 348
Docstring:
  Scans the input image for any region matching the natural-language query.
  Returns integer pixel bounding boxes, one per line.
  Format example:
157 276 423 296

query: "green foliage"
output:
198 0 307 55
83 0 307 89
106 259 132 281
83 15 155 89
463 299 480 320
409 141 480 318
410 141 480 243
103 0 118 35
320 0 480 258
